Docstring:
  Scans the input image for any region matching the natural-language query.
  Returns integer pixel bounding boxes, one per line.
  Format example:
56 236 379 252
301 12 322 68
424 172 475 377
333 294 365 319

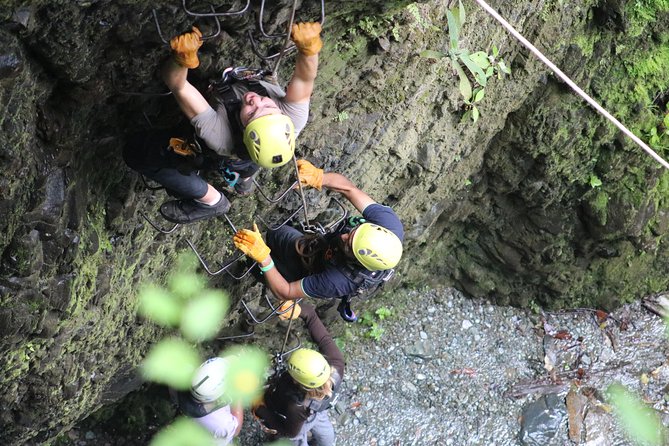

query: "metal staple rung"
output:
248 0 325 63
241 297 303 325
186 239 249 276
253 179 298 204
256 205 304 232
217 325 256 341
182 0 250 17
111 71 172 98
139 211 180 234
153 7 222 45
279 330 302 358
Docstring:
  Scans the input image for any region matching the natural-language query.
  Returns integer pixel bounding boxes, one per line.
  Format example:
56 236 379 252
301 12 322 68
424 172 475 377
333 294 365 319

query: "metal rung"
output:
248 0 325 62
278 330 302 359
182 0 250 17
139 211 180 234
186 239 251 276
111 70 172 98
254 179 297 204
140 174 166 191
153 7 222 45
241 297 303 324
217 323 255 341
256 204 304 232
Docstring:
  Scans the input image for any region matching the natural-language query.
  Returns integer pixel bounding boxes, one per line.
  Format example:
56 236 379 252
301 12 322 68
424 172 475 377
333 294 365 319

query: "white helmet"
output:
191 357 229 403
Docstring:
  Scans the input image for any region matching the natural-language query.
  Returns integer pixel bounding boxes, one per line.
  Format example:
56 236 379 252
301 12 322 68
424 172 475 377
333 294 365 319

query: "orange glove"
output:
170 26 203 68
297 159 323 190
291 22 323 56
277 301 301 320
233 223 271 263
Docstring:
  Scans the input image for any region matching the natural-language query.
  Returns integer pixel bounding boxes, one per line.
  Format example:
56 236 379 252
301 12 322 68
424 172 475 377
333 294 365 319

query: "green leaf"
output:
608 383 665 446
472 105 480 123
451 58 472 101
485 66 494 77
180 290 230 342
169 271 206 300
150 417 214 446
492 45 499 57
498 59 511 74
469 51 491 69
459 52 488 87
138 285 182 327
419 50 445 59
222 346 270 407
474 88 486 102
446 10 460 51
663 113 669 129
142 338 201 390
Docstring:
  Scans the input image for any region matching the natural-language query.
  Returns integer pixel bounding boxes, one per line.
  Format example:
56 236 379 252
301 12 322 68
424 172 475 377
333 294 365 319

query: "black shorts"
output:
123 129 259 199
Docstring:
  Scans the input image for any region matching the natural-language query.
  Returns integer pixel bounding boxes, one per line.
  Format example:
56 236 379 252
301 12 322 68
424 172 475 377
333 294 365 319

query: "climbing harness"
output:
472 0 669 170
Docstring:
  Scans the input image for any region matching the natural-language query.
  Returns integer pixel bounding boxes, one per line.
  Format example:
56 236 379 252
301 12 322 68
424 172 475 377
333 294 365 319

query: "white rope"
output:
471 0 669 170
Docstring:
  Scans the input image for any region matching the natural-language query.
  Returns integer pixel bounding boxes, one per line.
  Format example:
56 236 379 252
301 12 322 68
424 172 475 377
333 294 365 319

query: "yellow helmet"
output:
351 223 403 271
287 348 330 389
243 114 295 168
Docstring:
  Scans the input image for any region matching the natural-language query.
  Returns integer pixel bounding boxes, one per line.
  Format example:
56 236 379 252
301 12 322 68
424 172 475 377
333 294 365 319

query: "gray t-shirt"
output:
191 80 309 157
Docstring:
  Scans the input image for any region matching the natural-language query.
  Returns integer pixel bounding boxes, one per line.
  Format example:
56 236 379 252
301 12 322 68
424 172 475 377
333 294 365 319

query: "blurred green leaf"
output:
181 290 230 342
222 346 269 407
138 285 181 327
419 50 445 59
169 271 206 300
142 338 201 390
608 383 665 446
150 417 214 446
472 105 480 123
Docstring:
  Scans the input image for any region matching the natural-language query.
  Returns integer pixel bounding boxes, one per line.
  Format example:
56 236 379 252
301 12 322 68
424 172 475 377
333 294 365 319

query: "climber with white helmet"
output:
233 160 404 321
172 357 243 445
123 22 322 224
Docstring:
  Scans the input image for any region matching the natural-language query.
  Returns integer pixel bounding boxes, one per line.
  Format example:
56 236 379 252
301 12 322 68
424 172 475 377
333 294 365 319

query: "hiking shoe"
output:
234 175 256 196
160 195 231 224
337 299 357 323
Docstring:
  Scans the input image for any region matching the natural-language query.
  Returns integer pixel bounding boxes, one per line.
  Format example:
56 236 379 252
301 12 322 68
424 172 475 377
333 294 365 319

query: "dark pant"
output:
266 226 309 282
123 129 259 199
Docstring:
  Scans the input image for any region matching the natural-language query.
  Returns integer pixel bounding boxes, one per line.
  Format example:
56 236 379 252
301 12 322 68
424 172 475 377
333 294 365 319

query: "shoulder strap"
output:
304 370 342 414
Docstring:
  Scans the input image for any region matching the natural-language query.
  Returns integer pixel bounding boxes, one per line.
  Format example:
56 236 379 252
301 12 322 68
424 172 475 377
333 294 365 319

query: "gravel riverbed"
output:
239 287 669 446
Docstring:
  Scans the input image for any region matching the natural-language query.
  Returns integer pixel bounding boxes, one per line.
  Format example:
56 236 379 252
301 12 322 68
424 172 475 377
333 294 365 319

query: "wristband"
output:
259 260 275 273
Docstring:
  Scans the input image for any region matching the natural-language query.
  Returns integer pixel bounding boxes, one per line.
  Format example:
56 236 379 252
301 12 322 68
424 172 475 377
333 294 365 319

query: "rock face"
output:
1 0 669 443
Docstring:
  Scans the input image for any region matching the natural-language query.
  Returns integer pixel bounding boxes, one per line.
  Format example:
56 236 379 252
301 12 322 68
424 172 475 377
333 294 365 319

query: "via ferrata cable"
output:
472 0 669 170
